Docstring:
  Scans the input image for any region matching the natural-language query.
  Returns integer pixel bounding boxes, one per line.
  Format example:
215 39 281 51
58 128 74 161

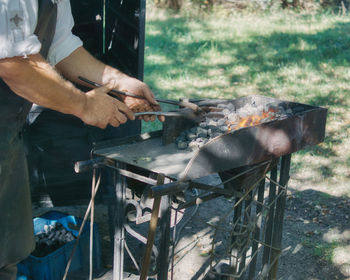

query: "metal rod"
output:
78 76 180 106
270 154 291 279
138 0 146 81
140 173 165 280
248 178 265 279
78 76 140 101
102 0 106 54
151 181 189 198
177 193 222 211
134 111 192 117
231 196 243 273
89 169 97 280
238 191 253 279
62 173 101 280
171 209 178 280
113 164 126 280
104 163 157 186
78 76 203 113
261 165 278 277
158 194 172 280
189 181 238 196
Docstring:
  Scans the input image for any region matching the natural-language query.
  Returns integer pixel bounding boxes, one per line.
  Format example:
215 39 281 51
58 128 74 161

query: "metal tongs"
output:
78 76 212 119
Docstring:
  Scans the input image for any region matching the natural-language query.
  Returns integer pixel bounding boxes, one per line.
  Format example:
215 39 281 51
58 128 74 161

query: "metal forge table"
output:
78 95 327 280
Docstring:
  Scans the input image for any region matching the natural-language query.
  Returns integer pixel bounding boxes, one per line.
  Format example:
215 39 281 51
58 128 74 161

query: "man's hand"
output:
80 83 135 129
55 47 165 122
116 76 165 122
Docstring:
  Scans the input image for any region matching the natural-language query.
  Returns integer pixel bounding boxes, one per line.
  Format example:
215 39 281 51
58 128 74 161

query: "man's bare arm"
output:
0 54 134 128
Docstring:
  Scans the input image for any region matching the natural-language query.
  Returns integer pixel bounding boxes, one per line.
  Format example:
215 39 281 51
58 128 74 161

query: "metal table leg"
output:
157 194 171 280
261 166 278 278
140 173 166 280
113 164 126 280
270 154 291 279
247 178 266 279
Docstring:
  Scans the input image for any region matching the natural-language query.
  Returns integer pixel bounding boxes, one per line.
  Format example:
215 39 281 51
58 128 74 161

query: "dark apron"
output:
0 0 57 267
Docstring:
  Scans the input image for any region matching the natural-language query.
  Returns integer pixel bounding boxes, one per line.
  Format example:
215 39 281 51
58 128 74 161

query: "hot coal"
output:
32 222 76 257
176 101 293 150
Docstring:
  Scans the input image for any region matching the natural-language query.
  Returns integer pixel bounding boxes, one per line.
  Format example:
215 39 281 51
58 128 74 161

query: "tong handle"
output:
134 111 184 117
78 76 141 101
78 76 200 111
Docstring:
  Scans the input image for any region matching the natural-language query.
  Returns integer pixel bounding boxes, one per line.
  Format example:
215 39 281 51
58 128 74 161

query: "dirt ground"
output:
32 171 350 280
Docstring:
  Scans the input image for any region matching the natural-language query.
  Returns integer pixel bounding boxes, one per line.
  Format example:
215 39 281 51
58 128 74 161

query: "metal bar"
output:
178 192 223 211
138 0 146 81
113 164 126 280
189 181 239 196
270 154 291 279
78 76 182 106
74 157 105 173
104 163 157 186
261 165 278 277
140 174 165 280
231 196 243 274
107 5 139 31
238 190 253 279
158 194 171 280
151 181 189 197
103 0 106 54
62 172 102 280
89 169 97 280
78 77 203 113
248 178 265 279
110 33 138 56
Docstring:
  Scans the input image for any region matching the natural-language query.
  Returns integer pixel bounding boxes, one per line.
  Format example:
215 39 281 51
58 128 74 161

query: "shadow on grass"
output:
279 187 350 279
145 16 350 107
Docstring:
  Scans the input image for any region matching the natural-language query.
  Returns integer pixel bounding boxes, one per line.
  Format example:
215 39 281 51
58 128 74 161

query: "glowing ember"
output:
228 108 278 131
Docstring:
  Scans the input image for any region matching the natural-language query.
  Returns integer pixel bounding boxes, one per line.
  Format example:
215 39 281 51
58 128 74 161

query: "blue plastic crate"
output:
17 211 101 280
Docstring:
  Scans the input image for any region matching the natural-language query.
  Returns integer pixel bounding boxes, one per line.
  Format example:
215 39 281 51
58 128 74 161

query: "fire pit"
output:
78 95 327 280
174 100 290 151
95 95 326 181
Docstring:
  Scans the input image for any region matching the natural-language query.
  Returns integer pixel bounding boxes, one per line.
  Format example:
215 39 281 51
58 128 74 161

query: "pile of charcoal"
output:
32 223 76 257
175 102 293 150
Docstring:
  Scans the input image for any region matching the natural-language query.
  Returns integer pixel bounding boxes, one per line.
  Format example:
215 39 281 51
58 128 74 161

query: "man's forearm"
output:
0 54 86 119
56 47 125 89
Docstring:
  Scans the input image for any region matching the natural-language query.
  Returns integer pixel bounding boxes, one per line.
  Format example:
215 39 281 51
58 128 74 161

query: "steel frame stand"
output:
113 163 126 280
104 164 172 280
92 154 291 280
212 154 292 280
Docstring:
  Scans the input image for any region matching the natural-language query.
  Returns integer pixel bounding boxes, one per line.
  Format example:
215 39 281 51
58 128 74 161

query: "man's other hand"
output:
116 76 165 122
80 82 135 129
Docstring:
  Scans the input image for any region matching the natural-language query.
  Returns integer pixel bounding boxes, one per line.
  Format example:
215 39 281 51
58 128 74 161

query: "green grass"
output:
314 242 339 263
142 7 350 196
302 239 339 263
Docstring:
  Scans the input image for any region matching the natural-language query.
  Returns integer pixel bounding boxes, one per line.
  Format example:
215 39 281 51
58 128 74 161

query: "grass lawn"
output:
143 7 350 199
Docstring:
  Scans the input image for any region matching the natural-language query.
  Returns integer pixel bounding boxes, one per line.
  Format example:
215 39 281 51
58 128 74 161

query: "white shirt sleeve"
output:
0 0 41 59
47 0 83 65
0 0 82 64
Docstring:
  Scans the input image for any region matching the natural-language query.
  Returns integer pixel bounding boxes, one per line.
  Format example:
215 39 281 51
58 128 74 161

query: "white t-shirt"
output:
0 0 83 65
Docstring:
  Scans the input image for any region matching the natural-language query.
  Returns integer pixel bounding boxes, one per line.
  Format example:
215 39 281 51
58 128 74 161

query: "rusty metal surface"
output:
94 132 195 180
93 95 327 181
